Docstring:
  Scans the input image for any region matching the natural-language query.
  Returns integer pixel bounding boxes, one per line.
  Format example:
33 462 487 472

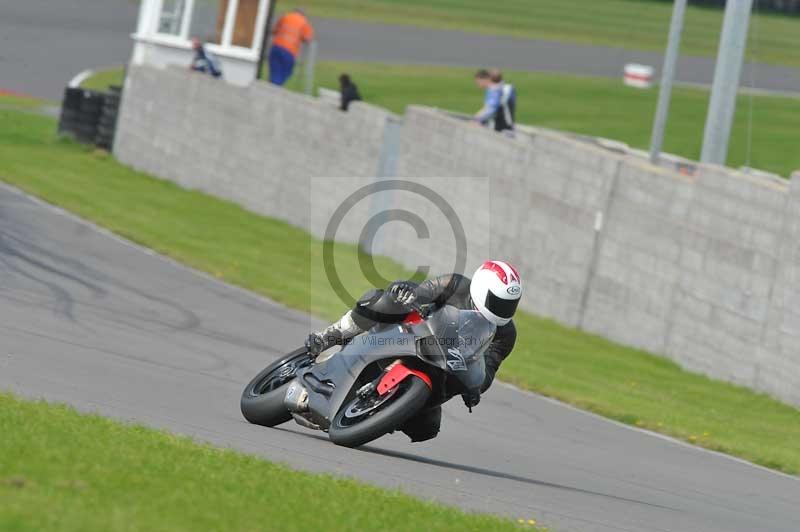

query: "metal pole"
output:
304 40 318 96
256 0 278 81
649 0 687 164
700 0 754 165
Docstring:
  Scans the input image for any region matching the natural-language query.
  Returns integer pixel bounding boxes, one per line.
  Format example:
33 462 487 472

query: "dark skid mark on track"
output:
360 445 680 512
0 224 202 333
0 321 242 387
0 231 106 297
0 254 78 321
1 190 299 346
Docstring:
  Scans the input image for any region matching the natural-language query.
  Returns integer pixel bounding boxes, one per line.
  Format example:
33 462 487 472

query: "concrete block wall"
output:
394 108 800 405
759 176 800 405
579 158 794 398
114 65 800 406
395 107 621 326
581 159 694 355
666 167 787 387
115 65 394 242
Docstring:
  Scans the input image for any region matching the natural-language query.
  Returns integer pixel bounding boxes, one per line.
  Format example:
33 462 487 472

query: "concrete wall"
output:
395 107 620 327
115 65 800 406
115 65 394 242
759 177 800 404
394 107 800 405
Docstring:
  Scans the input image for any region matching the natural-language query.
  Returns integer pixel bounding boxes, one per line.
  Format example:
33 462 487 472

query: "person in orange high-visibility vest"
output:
268 8 315 86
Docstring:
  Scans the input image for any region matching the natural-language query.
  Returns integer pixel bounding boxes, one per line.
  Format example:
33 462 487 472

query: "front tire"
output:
328 376 431 448
240 348 313 427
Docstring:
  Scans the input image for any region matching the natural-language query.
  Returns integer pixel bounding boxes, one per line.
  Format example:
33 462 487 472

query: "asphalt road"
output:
314 18 800 96
1 183 799 532
0 0 138 99
2 1 799 100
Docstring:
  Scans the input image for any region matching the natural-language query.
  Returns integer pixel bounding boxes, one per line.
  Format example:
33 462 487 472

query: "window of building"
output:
189 0 224 44
231 0 260 48
158 0 186 36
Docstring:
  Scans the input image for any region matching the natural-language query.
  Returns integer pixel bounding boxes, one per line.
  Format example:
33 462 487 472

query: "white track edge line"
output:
67 69 95 89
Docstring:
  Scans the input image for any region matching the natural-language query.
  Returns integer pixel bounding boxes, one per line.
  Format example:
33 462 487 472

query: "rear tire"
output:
240 348 313 427
328 376 431 448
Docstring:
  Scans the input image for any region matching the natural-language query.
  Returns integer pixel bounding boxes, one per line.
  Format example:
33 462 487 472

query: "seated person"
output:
190 38 222 79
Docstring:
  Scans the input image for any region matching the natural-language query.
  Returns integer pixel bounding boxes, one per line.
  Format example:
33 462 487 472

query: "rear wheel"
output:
328 376 431 448
240 348 314 427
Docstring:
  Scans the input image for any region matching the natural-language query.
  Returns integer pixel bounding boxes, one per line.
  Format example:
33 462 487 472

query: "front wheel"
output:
328 376 431 448
240 348 314 427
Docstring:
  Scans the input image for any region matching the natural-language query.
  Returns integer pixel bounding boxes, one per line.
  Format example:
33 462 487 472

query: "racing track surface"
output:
1 184 798 532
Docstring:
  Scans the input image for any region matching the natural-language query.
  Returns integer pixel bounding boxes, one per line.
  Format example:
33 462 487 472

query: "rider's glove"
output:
305 332 326 356
390 282 417 306
462 390 481 409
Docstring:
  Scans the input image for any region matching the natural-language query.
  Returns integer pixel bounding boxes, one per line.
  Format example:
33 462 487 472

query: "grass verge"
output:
0 101 799 475
0 94 46 108
81 63 800 177
292 62 800 178
79 67 125 91
279 0 800 68
0 392 535 532
79 67 126 92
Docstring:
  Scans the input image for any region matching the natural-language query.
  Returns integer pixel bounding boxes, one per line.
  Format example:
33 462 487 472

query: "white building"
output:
131 0 272 86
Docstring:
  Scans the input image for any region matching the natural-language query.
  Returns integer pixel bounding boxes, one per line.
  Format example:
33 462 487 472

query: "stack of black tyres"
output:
57 85 122 150
95 86 122 150
56 88 85 139
78 90 104 143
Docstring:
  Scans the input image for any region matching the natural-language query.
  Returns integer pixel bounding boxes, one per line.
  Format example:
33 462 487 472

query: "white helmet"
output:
469 260 522 326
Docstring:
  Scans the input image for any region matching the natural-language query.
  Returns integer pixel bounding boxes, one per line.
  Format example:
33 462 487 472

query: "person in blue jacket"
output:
190 38 223 79
473 69 516 132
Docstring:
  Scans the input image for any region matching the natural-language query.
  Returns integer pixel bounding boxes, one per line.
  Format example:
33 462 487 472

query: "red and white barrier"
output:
623 63 654 89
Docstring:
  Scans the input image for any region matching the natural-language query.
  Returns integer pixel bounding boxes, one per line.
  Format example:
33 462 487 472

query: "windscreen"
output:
416 306 496 373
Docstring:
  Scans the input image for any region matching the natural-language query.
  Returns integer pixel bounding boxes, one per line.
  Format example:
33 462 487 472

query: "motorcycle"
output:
240 293 496 447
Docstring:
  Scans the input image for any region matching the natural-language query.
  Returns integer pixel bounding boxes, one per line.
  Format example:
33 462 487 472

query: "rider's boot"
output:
401 406 442 442
305 310 364 358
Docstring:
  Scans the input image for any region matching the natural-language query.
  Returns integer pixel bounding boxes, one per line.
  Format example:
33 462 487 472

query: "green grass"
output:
1 99 799 476
0 392 535 532
280 0 800 68
0 94 46 108
79 67 126 91
290 61 800 177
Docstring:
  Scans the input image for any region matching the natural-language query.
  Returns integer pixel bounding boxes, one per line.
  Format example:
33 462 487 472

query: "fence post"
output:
700 0 754 165
649 0 687 164
304 40 318 96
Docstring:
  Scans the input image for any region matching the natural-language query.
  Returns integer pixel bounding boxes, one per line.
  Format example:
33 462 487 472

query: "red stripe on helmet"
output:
481 260 508 284
505 262 520 283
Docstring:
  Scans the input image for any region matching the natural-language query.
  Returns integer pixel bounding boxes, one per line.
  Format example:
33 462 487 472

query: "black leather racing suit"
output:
350 273 517 442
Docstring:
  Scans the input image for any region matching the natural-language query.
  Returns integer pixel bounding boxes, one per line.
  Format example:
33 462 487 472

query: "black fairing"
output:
353 288 414 325
296 325 419 429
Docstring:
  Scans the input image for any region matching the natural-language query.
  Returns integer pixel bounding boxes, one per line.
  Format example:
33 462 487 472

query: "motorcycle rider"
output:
305 260 522 442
